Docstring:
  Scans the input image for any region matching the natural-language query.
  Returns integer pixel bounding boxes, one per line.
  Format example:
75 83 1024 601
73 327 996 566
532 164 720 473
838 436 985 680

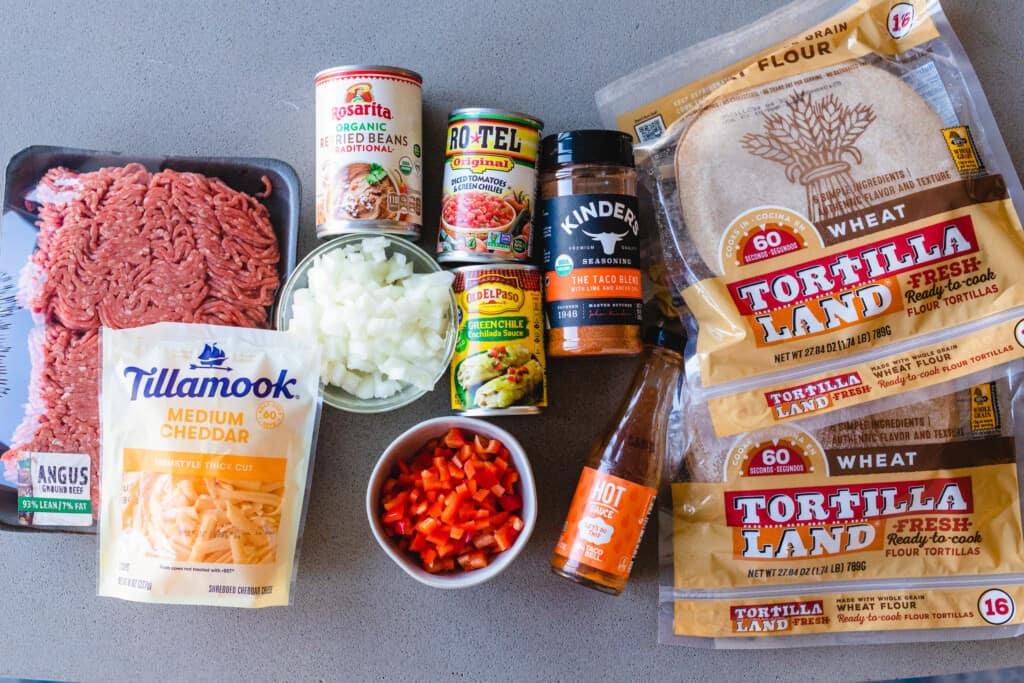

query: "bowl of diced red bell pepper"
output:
366 417 537 588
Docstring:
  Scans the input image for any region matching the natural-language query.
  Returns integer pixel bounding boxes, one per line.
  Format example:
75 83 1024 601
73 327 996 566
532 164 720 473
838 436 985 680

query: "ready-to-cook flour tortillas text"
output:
97 322 322 607
598 0 1024 647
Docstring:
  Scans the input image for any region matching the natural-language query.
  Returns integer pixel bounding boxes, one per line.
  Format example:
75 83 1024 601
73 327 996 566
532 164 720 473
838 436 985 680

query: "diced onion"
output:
288 237 454 400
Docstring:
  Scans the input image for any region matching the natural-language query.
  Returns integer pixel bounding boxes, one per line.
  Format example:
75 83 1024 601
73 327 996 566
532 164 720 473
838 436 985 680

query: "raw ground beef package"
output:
0 149 288 530
598 0 1024 647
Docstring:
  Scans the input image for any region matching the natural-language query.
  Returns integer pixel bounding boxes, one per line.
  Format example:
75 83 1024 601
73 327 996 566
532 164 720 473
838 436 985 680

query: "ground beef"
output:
2 164 280 511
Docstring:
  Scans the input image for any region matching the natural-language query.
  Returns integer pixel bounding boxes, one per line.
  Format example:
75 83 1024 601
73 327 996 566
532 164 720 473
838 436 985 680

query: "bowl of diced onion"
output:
275 234 457 413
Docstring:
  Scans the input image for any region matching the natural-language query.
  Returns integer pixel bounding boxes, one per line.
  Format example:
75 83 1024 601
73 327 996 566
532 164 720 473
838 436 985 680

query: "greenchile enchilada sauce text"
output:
450 265 546 415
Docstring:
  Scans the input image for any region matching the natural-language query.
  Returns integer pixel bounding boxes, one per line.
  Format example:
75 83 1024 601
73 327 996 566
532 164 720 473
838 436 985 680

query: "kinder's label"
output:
555 467 656 578
315 66 424 239
437 109 542 263
542 194 643 328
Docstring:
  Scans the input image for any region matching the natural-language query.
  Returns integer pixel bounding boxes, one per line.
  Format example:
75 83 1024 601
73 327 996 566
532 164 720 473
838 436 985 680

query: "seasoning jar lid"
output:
539 130 635 169
643 326 685 354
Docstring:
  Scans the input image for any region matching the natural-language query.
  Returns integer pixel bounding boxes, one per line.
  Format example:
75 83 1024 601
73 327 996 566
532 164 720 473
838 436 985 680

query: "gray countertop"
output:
3 1 1024 681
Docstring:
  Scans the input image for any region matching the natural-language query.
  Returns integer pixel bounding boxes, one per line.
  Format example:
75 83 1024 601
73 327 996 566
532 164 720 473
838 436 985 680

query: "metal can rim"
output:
451 263 540 274
315 65 423 84
448 108 543 130
457 407 542 416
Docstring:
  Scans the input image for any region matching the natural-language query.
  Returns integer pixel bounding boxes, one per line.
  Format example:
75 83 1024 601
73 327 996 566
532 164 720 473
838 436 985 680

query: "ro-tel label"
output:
542 194 642 328
555 467 655 577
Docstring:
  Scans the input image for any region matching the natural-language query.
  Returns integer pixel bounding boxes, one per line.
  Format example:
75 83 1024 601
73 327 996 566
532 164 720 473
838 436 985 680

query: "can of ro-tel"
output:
315 65 424 239
437 108 543 263
451 264 546 415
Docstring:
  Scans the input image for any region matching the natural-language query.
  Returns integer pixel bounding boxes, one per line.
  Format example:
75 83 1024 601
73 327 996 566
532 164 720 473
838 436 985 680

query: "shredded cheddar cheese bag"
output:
599 0 1024 647
98 322 322 607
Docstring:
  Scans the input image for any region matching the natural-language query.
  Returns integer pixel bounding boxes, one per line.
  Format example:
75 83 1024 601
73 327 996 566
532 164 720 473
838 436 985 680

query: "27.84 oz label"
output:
541 194 642 328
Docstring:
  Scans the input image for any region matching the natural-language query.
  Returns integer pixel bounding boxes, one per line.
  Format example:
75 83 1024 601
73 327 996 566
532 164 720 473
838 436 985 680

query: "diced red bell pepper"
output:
444 429 467 448
378 427 524 574
499 494 522 512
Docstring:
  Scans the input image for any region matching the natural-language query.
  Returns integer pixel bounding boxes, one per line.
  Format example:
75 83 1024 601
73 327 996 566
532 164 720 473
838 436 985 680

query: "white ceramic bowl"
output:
366 417 537 589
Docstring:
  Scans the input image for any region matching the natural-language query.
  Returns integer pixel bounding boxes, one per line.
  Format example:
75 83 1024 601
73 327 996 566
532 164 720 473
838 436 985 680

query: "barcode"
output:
635 115 666 142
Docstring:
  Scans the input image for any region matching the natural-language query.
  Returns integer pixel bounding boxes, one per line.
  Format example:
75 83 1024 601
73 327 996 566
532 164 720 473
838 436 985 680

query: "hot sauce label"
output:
542 194 643 328
555 467 656 578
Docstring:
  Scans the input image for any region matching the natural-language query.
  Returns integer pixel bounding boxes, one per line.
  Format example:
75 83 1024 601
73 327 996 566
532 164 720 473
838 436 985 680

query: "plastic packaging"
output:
0 146 299 533
598 0 1024 647
97 322 322 607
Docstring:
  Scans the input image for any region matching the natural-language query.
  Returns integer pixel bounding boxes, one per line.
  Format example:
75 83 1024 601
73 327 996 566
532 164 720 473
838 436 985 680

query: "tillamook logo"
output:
725 477 972 559
123 344 299 401
728 217 979 345
731 600 824 633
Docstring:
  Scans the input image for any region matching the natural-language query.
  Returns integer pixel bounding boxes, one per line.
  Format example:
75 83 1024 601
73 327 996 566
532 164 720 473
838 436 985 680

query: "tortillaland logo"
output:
724 477 972 560
731 600 824 633
764 372 868 419
727 217 980 346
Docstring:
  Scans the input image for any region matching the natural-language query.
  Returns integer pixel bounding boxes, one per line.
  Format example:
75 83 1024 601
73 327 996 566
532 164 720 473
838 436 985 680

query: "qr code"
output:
635 115 666 142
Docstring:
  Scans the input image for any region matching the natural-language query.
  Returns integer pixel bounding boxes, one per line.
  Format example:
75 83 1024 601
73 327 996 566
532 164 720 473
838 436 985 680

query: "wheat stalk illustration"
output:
740 91 877 222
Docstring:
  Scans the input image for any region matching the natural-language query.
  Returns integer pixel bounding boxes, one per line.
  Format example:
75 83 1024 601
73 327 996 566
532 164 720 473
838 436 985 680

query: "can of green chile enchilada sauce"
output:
315 65 424 239
437 109 543 263
450 264 546 415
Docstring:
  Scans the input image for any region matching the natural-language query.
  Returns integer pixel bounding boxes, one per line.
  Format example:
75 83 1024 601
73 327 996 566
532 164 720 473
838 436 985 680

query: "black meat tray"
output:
0 145 301 534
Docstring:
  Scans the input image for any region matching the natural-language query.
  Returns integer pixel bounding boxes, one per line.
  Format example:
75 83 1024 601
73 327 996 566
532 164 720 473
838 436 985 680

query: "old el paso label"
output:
727 477 972 560
729 217 977 346
542 194 643 328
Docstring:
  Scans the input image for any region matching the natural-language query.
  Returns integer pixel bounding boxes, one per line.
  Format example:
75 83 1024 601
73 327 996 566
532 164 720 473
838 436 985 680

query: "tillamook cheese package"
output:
598 0 1024 646
98 322 322 607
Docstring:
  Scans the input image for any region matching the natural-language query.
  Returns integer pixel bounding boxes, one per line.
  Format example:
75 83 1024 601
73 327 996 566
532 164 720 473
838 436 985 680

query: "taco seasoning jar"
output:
539 131 642 356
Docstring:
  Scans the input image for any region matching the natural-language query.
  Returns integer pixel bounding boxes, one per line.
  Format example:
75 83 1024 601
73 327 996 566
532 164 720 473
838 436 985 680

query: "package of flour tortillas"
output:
598 0 1024 647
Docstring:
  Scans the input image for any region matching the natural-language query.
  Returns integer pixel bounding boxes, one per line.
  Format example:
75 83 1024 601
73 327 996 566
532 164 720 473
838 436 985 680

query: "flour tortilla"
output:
676 61 959 275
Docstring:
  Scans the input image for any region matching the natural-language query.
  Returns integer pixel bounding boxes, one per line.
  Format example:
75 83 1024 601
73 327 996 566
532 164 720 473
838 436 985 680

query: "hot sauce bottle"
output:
551 327 683 594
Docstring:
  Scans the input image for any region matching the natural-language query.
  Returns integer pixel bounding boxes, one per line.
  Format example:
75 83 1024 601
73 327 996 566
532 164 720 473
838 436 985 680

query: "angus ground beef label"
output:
541 194 642 328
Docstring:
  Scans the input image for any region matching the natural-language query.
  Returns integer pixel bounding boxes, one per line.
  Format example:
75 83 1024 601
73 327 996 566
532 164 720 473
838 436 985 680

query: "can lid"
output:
643 326 685 354
448 108 543 130
315 65 423 83
539 130 635 169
